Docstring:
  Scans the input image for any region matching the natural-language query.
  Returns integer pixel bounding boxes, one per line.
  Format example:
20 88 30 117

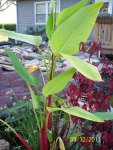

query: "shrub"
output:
24 26 47 42
63 42 113 149
0 24 16 31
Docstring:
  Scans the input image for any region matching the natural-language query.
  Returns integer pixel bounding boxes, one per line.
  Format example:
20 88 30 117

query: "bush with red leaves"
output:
64 42 113 149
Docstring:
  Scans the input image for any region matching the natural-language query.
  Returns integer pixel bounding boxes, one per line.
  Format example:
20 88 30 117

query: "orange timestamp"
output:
70 136 101 143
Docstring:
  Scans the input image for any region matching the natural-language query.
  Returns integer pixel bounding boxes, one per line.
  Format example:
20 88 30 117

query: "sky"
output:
0 2 16 23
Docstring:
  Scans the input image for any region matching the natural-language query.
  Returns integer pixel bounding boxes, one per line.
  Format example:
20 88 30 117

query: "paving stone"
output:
0 72 20 81
0 139 10 150
0 96 10 107
0 87 29 97
9 79 26 87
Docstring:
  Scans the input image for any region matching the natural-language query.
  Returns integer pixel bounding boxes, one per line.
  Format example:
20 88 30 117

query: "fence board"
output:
94 22 113 49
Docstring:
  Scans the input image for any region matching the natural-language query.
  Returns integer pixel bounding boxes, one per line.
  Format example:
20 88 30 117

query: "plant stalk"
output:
48 53 55 130
40 53 55 150
40 120 50 150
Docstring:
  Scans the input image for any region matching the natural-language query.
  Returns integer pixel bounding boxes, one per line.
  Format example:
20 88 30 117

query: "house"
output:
16 0 113 52
16 0 113 33
16 0 81 33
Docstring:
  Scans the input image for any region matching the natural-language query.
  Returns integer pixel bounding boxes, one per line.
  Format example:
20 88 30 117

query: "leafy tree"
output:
0 0 15 11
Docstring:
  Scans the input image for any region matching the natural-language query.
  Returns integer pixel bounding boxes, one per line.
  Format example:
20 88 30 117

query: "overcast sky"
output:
0 3 16 23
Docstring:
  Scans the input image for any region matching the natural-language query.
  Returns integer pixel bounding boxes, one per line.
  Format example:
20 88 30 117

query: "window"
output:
34 1 60 25
95 0 113 14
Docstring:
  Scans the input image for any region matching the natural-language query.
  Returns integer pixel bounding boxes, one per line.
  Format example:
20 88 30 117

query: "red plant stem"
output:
48 54 55 130
40 123 50 150
47 95 52 130
39 54 55 150
49 54 55 81
16 132 32 150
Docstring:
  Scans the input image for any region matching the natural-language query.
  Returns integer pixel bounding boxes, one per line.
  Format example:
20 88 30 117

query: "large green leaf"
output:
46 0 54 39
47 106 103 122
94 112 113 121
5 48 40 87
56 0 89 25
0 29 42 46
50 2 103 56
42 68 76 96
61 53 102 81
46 11 54 40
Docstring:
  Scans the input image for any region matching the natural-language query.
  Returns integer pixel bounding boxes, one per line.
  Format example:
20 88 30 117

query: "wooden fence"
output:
94 20 113 49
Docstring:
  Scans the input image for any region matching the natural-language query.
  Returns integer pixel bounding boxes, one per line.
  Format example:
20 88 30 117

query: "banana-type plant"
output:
1 0 113 150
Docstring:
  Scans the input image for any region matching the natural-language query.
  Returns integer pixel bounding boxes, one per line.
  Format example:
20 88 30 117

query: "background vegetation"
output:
0 24 16 31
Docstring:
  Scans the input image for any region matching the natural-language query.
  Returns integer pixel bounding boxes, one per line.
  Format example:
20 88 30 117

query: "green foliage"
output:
54 137 65 150
8 101 30 113
93 112 113 120
0 24 16 31
50 2 103 56
56 0 89 25
46 11 54 40
0 29 42 46
0 101 39 150
46 0 55 40
53 95 69 104
42 68 76 96
27 83 39 109
24 26 45 36
47 106 103 122
69 132 83 138
5 48 40 87
24 26 36 35
61 53 102 81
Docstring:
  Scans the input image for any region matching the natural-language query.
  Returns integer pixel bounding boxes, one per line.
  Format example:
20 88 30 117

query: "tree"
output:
0 0 15 11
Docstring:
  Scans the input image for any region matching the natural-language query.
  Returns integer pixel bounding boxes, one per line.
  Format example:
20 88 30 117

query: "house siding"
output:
60 0 80 10
16 0 113 34
17 0 79 33
17 0 35 33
